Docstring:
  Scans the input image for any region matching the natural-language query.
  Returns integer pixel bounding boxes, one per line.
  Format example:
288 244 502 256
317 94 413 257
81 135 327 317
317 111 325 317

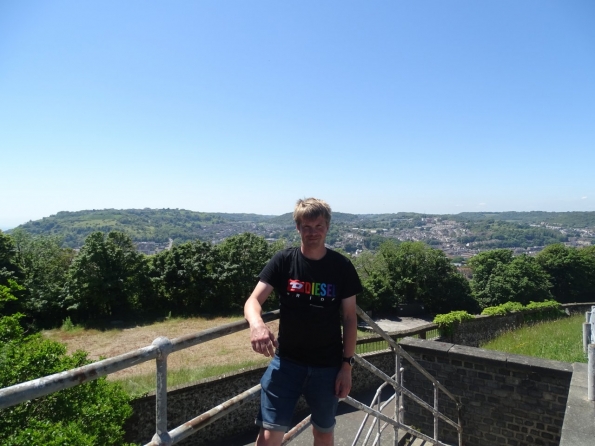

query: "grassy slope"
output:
480 314 587 363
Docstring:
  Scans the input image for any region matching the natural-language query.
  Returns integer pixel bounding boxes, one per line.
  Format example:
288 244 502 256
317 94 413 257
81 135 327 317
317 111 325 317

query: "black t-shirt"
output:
259 247 363 367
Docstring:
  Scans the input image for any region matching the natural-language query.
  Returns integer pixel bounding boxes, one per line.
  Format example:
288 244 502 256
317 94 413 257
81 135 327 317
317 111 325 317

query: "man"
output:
244 198 363 446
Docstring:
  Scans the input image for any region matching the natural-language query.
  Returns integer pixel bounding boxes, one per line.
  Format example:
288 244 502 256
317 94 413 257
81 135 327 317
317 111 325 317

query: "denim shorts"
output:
256 355 340 433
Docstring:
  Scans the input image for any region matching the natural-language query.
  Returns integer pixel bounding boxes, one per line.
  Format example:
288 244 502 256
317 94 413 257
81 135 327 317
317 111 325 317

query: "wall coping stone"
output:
505 352 573 377
449 344 508 366
560 363 595 446
400 336 452 355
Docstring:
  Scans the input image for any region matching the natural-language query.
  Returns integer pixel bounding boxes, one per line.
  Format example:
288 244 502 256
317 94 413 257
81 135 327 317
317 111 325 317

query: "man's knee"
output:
256 428 285 446
312 426 334 446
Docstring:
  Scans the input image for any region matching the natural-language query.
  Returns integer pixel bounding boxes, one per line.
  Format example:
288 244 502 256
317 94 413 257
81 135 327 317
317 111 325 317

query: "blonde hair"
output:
293 198 332 226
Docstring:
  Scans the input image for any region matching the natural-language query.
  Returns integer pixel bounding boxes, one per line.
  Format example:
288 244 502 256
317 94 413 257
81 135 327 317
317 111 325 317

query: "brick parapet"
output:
399 338 573 446
124 304 594 445
124 351 395 445
440 302 595 348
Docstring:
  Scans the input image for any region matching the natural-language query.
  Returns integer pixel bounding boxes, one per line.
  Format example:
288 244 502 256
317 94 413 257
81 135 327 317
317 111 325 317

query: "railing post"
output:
394 347 400 446
151 337 173 445
433 383 439 441
583 323 591 353
588 344 595 402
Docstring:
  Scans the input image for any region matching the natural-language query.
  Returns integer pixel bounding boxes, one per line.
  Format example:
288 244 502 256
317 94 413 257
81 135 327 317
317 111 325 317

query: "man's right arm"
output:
244 281 277 357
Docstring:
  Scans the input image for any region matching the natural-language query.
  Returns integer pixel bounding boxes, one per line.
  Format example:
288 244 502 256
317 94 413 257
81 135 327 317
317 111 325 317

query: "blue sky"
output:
1 1 594 230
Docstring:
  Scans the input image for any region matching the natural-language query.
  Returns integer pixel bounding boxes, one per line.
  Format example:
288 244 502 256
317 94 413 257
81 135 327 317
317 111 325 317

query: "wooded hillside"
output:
10 209 595 253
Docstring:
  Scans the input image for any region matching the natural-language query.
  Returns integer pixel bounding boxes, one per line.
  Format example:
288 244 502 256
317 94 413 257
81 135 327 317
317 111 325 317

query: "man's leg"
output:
256 357 305 444
303 365 341 446
256 428 285 446
312 427 334 446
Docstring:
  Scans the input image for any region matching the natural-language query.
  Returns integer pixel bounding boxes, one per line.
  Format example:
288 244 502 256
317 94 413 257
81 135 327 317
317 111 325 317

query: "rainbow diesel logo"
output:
287 279 337 297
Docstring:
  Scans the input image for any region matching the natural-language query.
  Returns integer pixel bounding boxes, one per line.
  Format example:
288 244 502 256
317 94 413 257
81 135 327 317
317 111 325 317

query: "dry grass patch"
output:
43 316 279 384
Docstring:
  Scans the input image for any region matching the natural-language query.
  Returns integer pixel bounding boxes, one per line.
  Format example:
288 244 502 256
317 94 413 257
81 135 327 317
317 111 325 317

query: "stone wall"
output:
442 303 594 348
125 303 593 445
126 340 574 446
399 338 573 446
125 367 263 445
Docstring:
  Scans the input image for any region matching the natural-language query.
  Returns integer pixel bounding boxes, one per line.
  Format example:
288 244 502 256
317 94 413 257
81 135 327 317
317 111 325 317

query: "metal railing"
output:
0 307 461 445
584 306 595 402
348 307 462 446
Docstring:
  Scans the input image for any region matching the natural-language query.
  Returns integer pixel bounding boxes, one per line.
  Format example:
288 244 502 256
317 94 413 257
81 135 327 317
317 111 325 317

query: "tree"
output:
536 244 595 303
0 232 25 318
149 240 218 315
0 231 22 285
0 328 133 445
469 250 552 308
10 230 74 327
353 249 395 312
0 267 133 445
213 233 280 312
467 249 514 296
64 232 150 322
417 248 476 314
354 241 476 314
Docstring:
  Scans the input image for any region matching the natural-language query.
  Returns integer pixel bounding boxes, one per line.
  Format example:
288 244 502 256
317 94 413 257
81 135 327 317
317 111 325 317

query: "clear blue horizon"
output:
1 1 594 231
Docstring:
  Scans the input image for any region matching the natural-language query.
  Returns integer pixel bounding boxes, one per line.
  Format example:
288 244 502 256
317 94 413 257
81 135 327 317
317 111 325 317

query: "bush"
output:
524 299 564 322
433 311 474 335
61 316 75 331
481 301 523 316
0 315 134 445
480 299 564 324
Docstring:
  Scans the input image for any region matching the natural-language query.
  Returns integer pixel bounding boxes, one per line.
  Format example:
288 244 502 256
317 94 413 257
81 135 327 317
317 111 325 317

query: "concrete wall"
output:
399 338 573 446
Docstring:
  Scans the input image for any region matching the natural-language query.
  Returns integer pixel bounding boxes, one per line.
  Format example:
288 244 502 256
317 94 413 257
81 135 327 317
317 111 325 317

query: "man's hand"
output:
250 324 278 357
335 363 352 398
245 281 277 357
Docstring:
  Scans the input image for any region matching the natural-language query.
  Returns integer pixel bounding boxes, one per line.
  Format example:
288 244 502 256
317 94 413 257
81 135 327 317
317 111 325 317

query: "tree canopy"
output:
63 231 151 322
0 259 133 445
354 241 477 314
468 250 553 308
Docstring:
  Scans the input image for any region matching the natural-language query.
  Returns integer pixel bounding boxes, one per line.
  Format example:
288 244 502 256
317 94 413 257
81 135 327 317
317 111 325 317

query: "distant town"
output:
11 208 595 260
196 217 594 261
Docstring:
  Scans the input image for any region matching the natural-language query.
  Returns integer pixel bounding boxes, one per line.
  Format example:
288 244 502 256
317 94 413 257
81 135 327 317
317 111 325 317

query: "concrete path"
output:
214 387 402 446
360 316 434 334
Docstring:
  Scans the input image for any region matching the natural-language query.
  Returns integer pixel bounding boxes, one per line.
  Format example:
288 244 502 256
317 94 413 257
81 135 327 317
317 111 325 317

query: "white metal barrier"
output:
0 307 462 445
587 306 595 401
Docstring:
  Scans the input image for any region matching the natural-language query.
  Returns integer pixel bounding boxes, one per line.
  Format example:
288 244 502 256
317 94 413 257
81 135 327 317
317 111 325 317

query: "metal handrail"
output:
0 310 280 411
0 306 462 445
355 355 460 431
354 306 463 446
356 307 461 407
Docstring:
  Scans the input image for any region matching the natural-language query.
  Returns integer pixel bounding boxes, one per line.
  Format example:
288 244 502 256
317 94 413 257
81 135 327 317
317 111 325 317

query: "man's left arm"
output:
335 295 357 398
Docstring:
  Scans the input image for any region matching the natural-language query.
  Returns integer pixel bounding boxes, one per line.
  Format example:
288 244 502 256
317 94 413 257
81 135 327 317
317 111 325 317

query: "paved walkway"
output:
369 316 434 333
214 387 401 446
